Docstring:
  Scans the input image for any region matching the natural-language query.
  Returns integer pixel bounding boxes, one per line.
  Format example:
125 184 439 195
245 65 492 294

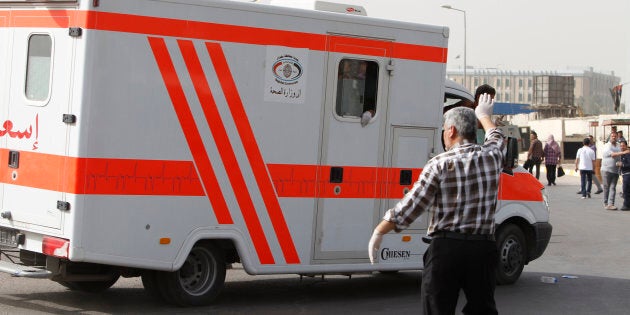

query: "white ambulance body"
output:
0 0 551 306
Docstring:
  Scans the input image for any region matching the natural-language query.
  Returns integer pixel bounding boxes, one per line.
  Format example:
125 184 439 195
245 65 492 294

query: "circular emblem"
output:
272 56 303 84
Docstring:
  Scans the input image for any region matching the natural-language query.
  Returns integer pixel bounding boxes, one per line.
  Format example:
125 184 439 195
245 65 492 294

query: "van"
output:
0 1 550 306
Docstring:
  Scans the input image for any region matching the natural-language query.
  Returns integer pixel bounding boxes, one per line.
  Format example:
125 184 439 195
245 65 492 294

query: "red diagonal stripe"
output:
178 40 274 264
205 42 300 264
147 37 233 224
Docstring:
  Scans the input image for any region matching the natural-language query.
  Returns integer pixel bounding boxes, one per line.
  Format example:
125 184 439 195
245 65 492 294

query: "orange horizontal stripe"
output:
0 149 204 196
0 10 446 63
0 151 538 202
267 164 423 199
267 164 543 202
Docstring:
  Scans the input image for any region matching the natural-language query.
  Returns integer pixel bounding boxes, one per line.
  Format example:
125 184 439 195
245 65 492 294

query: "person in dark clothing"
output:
617 140 630 210
527 131 544 179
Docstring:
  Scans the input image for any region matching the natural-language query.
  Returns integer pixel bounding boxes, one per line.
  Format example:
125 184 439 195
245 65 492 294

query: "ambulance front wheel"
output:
155 242 226 306
495 224 526 285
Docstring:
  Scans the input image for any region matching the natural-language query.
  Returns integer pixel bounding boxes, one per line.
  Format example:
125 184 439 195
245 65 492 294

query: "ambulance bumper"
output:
0 247 52 278
530 222 553 262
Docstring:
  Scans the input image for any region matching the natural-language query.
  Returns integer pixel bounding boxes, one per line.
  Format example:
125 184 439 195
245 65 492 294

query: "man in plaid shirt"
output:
369 93 505 314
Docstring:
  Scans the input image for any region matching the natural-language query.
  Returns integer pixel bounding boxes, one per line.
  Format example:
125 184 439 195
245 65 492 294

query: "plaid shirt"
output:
543 143 561 165
384 128 505 235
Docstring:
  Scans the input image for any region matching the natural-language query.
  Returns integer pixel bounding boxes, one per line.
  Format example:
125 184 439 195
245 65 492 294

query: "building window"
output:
505 93 510 101
474 78 479 86
527 93 532 102
528 79 533 87
25 34 52 102
519 93 523 102
519 79 523 87
506 79 510 87
336 59 379 118
496 79 501 87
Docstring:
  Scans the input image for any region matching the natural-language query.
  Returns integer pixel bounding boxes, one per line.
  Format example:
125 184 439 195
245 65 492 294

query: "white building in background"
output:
447 67 621 116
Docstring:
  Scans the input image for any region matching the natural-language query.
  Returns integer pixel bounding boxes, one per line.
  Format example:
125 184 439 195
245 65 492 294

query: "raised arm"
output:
475 93 496 131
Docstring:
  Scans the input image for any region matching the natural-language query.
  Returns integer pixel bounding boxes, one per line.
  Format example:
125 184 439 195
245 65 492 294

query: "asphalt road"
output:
1 172 630 314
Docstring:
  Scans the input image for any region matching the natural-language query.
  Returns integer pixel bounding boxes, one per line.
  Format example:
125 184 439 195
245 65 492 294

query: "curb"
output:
522 164 582 177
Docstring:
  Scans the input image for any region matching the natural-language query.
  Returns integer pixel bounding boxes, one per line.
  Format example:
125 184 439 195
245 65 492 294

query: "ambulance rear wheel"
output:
156 242 226 306
57 274 120 293
495 224 526 285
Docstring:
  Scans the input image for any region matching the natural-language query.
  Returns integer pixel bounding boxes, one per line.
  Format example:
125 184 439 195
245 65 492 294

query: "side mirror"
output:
502 137 519 175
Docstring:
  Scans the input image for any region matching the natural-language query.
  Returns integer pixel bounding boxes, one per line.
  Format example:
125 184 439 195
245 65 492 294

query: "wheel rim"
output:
177 247 218 296
500 236 523 276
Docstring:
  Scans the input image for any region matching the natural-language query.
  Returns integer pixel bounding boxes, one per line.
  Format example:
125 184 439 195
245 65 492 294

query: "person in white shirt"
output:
575 138 596 199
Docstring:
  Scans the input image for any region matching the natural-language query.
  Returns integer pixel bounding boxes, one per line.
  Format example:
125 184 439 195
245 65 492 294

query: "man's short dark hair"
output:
474 84 496 102
584 138 591 145
531 130 537 137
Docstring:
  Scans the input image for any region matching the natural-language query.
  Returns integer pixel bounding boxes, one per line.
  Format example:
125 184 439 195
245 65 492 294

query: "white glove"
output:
475 93 494 119
361 110 373 127
368 229 384 264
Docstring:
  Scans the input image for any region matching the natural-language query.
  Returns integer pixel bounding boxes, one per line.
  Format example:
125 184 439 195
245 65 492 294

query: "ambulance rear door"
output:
2 12 76 231
0 10 9 211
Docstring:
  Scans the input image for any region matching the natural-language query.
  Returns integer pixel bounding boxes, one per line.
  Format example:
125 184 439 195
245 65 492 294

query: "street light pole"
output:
441 5 467 89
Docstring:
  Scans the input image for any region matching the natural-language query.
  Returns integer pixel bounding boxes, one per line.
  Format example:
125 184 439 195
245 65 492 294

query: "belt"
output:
430 231 495 242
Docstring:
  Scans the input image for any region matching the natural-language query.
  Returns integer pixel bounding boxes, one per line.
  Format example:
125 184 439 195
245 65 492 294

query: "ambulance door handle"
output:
8 151 19 169
399 170 412 186
330 167 343 183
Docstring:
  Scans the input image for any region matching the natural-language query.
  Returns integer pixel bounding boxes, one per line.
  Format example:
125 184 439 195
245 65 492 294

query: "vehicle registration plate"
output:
0 227 19 248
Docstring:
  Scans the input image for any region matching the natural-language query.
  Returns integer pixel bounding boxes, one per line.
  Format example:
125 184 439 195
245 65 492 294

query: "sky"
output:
350 0 630 107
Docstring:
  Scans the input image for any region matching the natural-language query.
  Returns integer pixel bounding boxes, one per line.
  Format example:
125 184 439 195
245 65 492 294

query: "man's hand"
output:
475 93 494 119
361 110 373 127
368 229 384 264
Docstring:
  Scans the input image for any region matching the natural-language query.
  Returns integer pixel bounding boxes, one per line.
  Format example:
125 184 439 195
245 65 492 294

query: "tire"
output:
57 274 120 293
155 242 226 306
495 224 526 285
141 270 161 299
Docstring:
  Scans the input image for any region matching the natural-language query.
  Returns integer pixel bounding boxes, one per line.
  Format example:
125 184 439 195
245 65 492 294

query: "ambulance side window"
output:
25 34 52 102
335 59 379 118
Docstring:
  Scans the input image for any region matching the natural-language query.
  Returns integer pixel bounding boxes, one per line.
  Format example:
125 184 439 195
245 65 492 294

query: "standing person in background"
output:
575 137 596 199
527 131 544 180
606 126 618 143
601 131 624 210
588 135 604 194
618 130 626 144
617 140 630 211
543 135 561 186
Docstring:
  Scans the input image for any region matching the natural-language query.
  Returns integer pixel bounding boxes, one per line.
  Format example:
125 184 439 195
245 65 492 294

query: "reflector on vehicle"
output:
42 236 69 258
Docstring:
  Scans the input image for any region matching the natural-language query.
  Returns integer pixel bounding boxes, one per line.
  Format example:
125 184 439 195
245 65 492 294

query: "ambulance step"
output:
0 260 52 278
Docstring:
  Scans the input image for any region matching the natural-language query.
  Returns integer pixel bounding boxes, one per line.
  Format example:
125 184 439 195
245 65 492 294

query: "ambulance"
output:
0 0 551 306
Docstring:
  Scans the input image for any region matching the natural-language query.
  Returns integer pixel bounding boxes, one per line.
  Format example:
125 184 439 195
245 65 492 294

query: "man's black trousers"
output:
421 237 499 315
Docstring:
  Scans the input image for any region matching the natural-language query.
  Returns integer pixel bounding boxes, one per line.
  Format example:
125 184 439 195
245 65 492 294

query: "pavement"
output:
521 162 594 178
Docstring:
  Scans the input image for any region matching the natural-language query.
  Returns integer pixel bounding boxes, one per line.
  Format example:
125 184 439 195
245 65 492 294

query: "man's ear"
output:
446 125 457 139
